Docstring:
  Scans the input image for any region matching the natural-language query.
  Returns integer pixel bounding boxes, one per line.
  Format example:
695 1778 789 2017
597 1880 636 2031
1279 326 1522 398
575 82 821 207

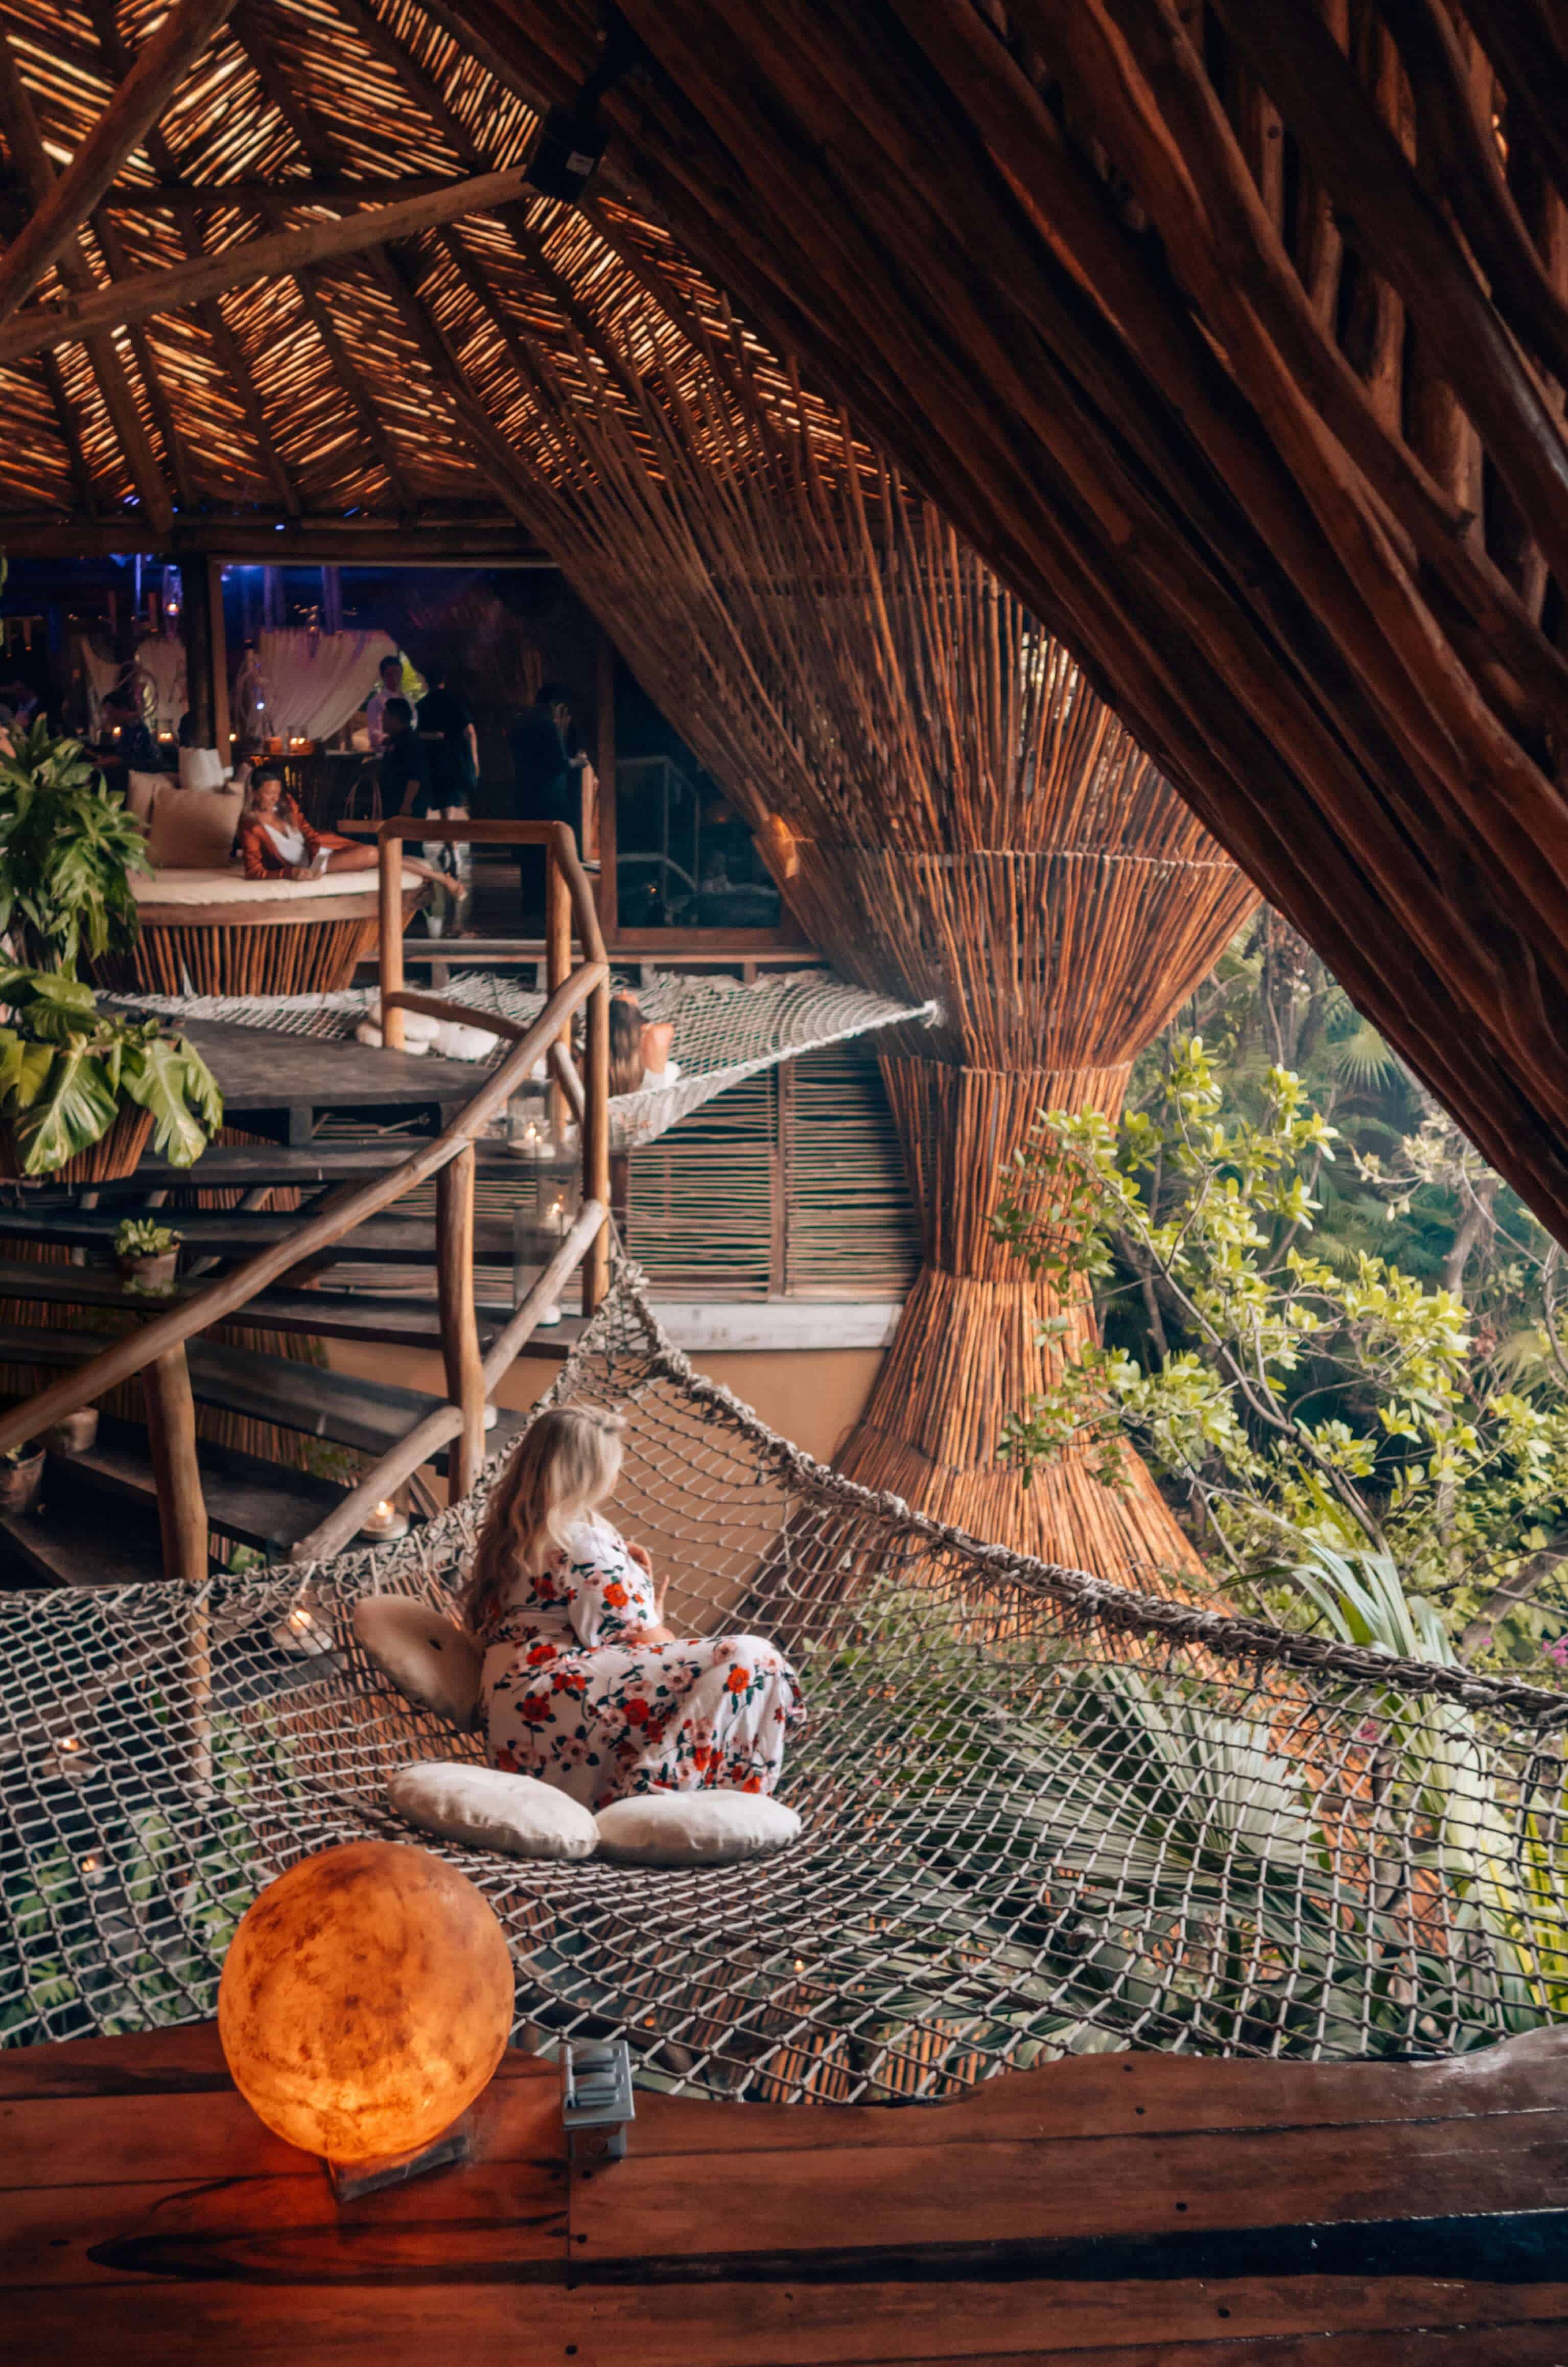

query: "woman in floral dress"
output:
466 1405 805 1810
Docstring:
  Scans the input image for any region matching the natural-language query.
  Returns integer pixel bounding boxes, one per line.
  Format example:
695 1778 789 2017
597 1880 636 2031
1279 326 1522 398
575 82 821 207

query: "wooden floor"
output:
5 2024 1568 2362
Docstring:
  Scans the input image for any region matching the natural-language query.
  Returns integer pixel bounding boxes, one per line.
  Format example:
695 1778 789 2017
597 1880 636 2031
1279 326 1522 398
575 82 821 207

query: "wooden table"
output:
93 882 427 999
6 2022 1568 2362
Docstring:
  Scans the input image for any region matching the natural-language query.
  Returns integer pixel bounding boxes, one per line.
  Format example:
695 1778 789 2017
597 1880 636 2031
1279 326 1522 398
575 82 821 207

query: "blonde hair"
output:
463 1405 625 1628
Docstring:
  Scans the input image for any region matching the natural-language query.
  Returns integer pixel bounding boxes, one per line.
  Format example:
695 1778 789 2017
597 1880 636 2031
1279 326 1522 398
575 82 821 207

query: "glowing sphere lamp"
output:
218 1840 514 2195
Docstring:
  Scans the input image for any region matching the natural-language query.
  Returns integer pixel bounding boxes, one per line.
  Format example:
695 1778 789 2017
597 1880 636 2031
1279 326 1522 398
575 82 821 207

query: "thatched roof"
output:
4 0 1568 1261
0 0 673 557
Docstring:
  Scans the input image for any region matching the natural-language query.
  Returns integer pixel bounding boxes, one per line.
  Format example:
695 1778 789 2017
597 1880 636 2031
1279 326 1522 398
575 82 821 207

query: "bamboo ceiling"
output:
469 0 1568 1260
9 0 1568 1273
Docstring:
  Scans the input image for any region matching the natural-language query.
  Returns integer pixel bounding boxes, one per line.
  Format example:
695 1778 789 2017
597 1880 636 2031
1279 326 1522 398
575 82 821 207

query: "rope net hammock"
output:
5 1271 1567 2098
112 969 935 1152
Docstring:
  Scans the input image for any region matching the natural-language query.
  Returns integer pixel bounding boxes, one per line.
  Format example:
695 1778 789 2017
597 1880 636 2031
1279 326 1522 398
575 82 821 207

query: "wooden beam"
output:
435 1141 485 1498
0 167 540 365
0 34 173 533
78 173 480 213
91 206 197 512
181 544 216 745
39 349 97 519
141 1344 209 1583
0 0 239 331
0 515 553 559
288 260 420 516
364 244 540 520
205 555 230 754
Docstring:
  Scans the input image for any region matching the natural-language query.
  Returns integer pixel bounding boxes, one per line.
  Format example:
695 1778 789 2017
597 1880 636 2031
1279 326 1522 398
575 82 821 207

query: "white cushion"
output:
388 1761 599 1860
595 1789 803 1867
132 864 421 906
353 1595 482 1731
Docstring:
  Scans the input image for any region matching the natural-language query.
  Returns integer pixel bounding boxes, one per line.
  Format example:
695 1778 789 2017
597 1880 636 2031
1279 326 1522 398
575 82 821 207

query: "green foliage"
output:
113 1217 181 1260
0 965 221 1176
0 719 148 972
995 1035 1568 1674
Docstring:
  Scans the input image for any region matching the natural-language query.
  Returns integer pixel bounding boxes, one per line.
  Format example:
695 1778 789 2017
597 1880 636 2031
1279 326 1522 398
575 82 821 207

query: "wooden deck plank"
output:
614 2035 1568 2153
6 2278 1568 2365
5 2027 1568 2363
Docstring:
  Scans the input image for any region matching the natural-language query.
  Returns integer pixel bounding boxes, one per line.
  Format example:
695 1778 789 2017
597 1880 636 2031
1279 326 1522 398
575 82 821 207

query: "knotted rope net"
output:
112 968 935 1151
4 1269 1567 2100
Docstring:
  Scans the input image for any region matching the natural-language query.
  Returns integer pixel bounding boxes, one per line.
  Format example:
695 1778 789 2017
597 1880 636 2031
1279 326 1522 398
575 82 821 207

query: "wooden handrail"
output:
0 961 608 1459
377 814 611 1315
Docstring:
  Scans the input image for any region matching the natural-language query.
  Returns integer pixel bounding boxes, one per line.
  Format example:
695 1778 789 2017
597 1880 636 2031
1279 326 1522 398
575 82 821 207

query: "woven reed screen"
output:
475 275 1255 1576
625 1044 921 1302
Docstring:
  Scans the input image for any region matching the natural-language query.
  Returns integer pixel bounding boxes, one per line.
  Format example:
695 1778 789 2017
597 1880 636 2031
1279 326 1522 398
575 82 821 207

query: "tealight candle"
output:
358 1497 409 1543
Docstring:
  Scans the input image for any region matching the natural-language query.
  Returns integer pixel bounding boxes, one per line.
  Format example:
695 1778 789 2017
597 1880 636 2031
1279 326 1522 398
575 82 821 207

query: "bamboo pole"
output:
436 1142 485 1501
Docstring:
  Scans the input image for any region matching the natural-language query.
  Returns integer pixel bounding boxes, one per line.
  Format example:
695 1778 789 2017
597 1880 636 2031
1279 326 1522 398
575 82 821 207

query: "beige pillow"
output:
595 1789 802 1867
126 770 173 824
145 784 245 871
389 1762 599 1861
353 1595 483 1731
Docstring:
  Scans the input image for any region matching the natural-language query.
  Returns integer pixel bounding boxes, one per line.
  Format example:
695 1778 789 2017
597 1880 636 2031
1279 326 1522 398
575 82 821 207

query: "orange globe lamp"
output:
218 1840 513 2193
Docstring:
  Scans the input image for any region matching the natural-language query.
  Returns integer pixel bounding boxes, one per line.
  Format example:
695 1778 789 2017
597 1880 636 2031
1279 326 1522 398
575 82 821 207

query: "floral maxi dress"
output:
479 1513 806 1810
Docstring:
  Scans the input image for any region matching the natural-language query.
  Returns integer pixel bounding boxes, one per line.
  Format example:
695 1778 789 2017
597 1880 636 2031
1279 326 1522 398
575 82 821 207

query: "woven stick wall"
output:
500 305 1255 1576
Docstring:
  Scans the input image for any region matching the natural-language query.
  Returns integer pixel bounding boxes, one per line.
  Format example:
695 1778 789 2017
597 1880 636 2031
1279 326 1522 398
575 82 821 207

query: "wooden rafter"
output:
287 257 419 515
0 166 538 364
90 206 196 512
0 0 239 329
363 242 536 521
0 32 173 532
175 208 299 517
39 345 97 518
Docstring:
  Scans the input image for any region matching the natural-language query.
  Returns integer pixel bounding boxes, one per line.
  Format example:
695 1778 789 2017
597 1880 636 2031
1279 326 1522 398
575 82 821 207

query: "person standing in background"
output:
365 653 405 750
415 668 477 930
507 681 590 917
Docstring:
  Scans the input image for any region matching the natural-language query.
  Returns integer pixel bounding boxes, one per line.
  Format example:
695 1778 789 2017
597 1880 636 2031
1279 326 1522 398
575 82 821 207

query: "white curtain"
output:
254 629 398 743
75 637 187 737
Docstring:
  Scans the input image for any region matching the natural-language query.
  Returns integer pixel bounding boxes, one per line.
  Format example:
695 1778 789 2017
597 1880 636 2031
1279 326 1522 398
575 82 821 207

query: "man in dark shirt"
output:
508 681 587 915
379 696 430 816
417 673 478 810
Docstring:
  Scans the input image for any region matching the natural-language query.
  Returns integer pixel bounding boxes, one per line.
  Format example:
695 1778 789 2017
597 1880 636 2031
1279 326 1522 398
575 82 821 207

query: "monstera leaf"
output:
0 969 223 1176
120 1031 224 1168
8 1039 122 1174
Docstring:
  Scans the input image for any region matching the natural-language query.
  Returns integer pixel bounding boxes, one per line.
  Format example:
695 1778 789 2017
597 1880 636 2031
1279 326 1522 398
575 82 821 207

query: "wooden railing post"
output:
378 833 405 1050
545 842 572 1142
436 1139 485 1501
142 1344 208 1583
583 972 611 1313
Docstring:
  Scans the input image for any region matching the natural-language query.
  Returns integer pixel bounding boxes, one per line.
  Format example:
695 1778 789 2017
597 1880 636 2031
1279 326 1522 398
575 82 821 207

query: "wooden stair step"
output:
52 1421 363 1556
0 1259 510 1353
106 1143 578 1191
0 1325 527 1467
0 1207 523 1265
0 1482 167 1590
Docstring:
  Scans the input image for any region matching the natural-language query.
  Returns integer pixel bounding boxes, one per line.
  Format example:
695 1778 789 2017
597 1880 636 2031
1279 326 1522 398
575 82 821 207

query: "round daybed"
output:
92 866 429 997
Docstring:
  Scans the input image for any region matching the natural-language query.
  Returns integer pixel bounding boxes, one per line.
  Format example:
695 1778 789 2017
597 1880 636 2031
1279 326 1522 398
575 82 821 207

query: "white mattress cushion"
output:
353 1595 483 1730
389 1761 599 1861
595 1789 803 1867
133 863 420 906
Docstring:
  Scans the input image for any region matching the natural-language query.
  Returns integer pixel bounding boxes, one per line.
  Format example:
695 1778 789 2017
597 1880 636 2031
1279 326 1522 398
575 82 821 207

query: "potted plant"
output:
0 1438 44 1514
0 967 222 1183
0 717 148 973
114 1216 183 1295
45 1408 99 1456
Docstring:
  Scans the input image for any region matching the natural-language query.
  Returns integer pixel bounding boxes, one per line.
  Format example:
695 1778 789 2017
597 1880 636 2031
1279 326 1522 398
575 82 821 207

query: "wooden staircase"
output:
0 819 612 1590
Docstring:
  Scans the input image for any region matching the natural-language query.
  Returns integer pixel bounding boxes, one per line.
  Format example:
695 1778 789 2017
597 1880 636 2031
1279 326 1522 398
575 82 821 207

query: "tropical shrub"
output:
994 1036 1568 1671
0 718 148 972
0 966 221 1176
